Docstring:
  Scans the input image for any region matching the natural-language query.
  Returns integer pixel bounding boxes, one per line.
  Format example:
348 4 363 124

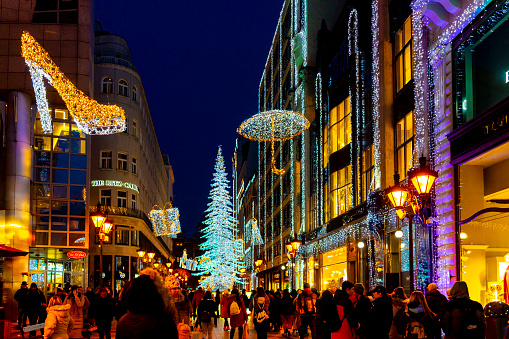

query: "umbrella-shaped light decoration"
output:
237 110 310 175
149 202 181 237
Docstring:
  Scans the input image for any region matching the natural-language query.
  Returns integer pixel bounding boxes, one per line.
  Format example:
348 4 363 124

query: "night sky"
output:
94 1 284 236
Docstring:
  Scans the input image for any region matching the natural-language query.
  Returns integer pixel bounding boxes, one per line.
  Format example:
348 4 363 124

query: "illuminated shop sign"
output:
67 250 87 259
91 180 139 192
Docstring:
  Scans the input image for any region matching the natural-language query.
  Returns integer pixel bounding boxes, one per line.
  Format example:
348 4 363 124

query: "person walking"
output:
197 291 218 339
43 295 75 339
226 288 248 339
270 291 282 332
372 286 393 339
331 281 357 339
389 287 408 339
14 281 28 330
220 289 231 331
281 289 295 337
116 274 178 339
241 289 250 313
425 283 447 319
350 283 373 339
25 283 46 337
192 287 205 318
296 283 317 339
441 281 485 339
395 290 439 339
64 285 87 339
250 287 270 339
315 290 335 339
91 288 115 339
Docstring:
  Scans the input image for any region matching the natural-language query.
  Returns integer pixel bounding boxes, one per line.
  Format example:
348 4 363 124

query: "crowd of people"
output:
13 276 486 339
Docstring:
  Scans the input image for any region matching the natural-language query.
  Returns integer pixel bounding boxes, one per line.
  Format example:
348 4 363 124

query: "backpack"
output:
405 318 427 339
230 300 241 316
199 308 212 323
452 304 483 338
299 295 316 315
255 302 268 323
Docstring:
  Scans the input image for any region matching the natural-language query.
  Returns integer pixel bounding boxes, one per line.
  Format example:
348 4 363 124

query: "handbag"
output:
243 323 249 339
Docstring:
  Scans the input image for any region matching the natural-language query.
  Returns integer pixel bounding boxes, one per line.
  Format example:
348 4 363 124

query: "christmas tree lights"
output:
21 31 126 135
194 147 243 290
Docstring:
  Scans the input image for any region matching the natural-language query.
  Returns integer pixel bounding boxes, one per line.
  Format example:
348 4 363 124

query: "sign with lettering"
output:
67 250 87 259
91 180 139 193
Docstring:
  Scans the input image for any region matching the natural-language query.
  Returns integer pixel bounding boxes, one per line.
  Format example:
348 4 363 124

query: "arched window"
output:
118 79 128 97
132 85 138 102
102 77 113 94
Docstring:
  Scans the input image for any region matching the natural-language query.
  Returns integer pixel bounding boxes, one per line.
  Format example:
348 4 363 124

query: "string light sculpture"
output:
21 31 126 135
149 203 181 237
237 110 310 175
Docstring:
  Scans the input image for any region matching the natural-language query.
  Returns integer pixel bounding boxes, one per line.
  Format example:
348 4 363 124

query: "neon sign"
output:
67 250 87 259
91 180 139 192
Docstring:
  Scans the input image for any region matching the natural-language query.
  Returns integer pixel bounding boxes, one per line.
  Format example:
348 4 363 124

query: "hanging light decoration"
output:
408 156 438 196
21 31 126 135
237 110 310 175
149 202 181 237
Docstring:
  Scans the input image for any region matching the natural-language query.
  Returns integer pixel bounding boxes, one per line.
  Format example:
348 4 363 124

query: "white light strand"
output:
348 8 360 206
27 60 52 133
412 10 426 159
371 0 382 189
315 72 324 226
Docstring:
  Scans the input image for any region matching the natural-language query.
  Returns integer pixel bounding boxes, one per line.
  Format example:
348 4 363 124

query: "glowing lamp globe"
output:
395 209 407 220
409 156 438 195
357 241 365 249
101 219 114 235
387 184 409 209
147 252 156 260
395 230 404 238
137 249 146 258
166 263 172 268
91 203 106 230
254 258 264 268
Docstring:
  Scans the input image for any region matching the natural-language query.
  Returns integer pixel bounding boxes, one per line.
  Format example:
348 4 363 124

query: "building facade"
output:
90 23 174 295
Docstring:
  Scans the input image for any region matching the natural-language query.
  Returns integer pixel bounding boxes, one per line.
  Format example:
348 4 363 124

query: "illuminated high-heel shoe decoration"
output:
21 31 126 135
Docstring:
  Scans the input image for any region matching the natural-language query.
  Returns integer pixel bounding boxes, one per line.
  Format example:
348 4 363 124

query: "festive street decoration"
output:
149 203 181 237
194 146 244 290
180 249 198 271
250 218 263 245
21 31 126 135
237 110 310 174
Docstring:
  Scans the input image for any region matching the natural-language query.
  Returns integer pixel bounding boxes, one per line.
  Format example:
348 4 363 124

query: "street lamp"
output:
254 257 265 288
386 156 437 292
286 238 301 290
91 203 114 288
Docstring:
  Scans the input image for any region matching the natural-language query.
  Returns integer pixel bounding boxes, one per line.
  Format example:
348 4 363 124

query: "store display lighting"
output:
21 31 126 135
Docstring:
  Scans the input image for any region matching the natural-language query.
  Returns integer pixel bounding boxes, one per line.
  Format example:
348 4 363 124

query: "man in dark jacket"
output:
296 283 317 339
24 283 46 336
441 281 485 339
351 283 374 339
334 281 358 332
14 281 28 329
426 283 447 318
372 286 393 339
92 288 115 339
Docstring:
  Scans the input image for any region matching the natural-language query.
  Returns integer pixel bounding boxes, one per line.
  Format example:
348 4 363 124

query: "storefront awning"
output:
0 245 28 257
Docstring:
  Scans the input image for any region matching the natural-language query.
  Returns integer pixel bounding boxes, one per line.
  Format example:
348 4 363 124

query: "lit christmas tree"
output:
194 146 244 290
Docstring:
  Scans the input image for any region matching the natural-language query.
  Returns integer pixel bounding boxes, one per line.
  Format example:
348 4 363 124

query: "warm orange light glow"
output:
101 219 114 235
395 230 404 238
255 258 264 267
387 185 409 209
396 209 407 220
147 252 155 260
286 243 293 252
409 156 438 195
137 250 146 258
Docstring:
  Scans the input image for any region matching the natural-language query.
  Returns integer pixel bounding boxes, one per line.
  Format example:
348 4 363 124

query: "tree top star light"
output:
237 110 310 175
21 31 126 135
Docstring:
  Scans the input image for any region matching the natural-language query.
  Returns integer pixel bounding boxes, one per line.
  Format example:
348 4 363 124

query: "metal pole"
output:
99 238 103 287
399 236 402 287
409 217 414 292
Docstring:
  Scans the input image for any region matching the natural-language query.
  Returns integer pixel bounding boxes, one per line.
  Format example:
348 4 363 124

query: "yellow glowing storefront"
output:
321 246 348 291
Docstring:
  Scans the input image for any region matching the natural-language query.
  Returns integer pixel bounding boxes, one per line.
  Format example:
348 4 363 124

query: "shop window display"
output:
321 246 348 291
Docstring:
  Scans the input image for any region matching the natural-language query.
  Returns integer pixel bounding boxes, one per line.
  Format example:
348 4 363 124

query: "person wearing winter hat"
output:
44 295 75 339
425 283 447 319
296 283 317 339
372 286 393 339
395 291 439 339
64 285 87 339
350 283 373 339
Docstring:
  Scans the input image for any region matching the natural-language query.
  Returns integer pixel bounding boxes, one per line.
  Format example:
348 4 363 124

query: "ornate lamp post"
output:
386 156 438 292
254 257 265 288
91 203 114 287
286 238 302 290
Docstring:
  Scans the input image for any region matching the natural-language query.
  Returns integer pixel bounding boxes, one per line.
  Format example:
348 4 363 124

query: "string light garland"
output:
348 8 360 206
148 203 181 237
21 31 126 135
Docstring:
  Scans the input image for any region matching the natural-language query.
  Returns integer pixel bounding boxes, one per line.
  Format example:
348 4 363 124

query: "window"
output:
100 189 111 206
131 230 139 247
329 165 352 219
33 0 78 24
132 85 138 102
117 191 127 208
123 117 129 134
395 17 413 93
118 80 129 97
100 150 112 169
118 153 128 171
131 194 137 210
115 226 129 245
102 77 113 94
132 157 137 174
396 111 415 180
325 96 351 157
132 120 138 138
362 145 375 202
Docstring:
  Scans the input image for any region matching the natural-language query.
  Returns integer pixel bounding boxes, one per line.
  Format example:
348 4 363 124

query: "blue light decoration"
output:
194 146 244 290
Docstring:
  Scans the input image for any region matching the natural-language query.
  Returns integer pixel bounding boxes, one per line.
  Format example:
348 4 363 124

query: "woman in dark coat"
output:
280 289 295 337
315 290 335 339
395 291 439 339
